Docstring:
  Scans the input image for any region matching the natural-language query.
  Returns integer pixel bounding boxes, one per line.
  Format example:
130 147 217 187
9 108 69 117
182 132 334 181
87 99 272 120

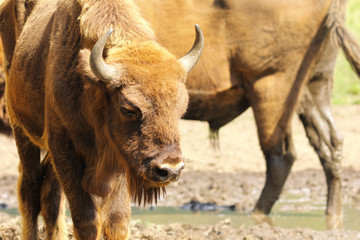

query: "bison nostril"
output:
151 165 183 183
155 167 169 179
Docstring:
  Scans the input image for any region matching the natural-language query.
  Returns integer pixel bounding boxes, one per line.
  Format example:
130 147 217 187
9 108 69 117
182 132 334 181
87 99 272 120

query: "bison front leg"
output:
298 82 343 229
40 153 67 240
13 126 42 240
48 131 100 240
100 174 131 240
253 127 296 215
248 73 297 216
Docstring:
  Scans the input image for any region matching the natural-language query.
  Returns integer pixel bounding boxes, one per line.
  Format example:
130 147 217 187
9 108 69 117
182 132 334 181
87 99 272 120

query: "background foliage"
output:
333 0 360 104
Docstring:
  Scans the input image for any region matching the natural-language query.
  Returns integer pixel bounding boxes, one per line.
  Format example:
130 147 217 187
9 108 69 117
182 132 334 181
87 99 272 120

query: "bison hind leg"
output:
40 153 68 240
13 126 42 240
298 84 343 229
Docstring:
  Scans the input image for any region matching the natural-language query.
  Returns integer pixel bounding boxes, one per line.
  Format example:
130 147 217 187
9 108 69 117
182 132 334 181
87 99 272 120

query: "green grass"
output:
333 0 360 104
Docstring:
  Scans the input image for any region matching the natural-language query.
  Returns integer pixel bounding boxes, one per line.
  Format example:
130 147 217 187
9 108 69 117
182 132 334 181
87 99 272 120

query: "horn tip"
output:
194 24 201 32
194 24 204 43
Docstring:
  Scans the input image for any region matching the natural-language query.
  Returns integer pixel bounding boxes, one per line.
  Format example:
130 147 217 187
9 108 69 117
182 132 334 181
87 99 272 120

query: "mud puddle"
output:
1 195 360 231
131 205 360 231
130 191 360 231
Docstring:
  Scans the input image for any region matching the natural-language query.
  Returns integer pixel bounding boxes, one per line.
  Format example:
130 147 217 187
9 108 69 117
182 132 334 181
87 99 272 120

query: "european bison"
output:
0 0 203 239
135 0 360 228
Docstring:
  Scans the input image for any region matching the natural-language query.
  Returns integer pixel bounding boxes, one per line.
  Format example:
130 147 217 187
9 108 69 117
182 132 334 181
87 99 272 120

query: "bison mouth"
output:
127 161 185 205
128 169 167 206
124 146 184 205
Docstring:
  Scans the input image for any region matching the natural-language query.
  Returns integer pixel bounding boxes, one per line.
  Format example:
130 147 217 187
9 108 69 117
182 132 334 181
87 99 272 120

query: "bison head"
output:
79 26 203 204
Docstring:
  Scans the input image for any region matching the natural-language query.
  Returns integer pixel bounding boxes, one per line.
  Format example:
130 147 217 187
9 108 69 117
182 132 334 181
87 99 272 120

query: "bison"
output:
0 0 203 239
135 0 360 228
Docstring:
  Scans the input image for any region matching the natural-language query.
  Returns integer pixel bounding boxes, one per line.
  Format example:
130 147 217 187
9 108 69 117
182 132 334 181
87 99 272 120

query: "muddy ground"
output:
0 105 359 239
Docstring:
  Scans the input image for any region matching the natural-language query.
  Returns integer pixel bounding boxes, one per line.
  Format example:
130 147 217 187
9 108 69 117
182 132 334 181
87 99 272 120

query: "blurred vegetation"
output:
333 0 360 104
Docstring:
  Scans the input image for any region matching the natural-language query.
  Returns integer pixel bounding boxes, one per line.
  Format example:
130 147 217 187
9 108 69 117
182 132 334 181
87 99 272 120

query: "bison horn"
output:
90 29 118 83
178 24 204 72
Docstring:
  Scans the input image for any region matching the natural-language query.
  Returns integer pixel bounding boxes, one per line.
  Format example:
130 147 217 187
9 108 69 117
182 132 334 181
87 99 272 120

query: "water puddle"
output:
131 192 360 231
131 205 360 231
1 195 360 231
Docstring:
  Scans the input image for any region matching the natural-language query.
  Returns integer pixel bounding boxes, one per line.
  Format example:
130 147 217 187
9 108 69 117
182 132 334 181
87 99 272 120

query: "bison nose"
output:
152 162 184 182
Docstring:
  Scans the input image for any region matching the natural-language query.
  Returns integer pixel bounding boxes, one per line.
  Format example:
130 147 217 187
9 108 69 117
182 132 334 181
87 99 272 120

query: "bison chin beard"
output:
127 167 166 206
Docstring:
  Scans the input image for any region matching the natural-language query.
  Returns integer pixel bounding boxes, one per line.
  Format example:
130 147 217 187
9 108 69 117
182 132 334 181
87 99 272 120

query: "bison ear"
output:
77 49 99 82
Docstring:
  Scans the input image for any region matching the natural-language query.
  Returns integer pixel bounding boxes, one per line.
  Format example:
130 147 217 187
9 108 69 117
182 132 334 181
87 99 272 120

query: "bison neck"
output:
81 143 124 197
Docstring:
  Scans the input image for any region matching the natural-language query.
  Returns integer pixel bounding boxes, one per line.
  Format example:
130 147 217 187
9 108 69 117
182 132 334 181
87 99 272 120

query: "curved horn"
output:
178 24 204 72
90 29 118 82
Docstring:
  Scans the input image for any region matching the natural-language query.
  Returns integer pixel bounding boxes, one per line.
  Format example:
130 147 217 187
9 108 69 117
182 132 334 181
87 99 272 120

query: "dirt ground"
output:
0 105 360 239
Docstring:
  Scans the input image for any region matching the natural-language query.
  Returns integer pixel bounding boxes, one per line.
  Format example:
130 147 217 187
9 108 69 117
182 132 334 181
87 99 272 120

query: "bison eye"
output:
120 107 141 120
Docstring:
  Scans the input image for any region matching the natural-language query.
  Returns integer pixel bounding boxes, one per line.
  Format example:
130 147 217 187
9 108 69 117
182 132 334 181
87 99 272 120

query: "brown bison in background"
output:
0 0 203 239
135 0 360 228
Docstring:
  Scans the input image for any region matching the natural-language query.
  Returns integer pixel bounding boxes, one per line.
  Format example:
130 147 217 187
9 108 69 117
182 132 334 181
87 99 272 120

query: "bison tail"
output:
335 25 360 78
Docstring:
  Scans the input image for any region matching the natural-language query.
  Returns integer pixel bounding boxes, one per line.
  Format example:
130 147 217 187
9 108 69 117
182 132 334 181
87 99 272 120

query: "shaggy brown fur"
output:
0 41 12 135
135 0 360 229
0 0 201 239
